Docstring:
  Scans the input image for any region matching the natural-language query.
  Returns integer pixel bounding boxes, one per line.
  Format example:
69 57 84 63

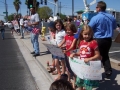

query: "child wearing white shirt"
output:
53 19 66 80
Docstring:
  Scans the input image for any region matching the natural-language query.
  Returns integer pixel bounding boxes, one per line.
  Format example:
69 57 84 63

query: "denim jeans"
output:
20 26 24 38
1 29 5 39
31 32 40 54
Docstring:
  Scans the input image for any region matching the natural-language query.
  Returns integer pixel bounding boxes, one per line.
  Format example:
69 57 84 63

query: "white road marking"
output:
109 50 120 54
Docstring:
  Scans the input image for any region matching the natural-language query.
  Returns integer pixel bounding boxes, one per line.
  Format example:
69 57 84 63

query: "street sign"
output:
3 12 8 14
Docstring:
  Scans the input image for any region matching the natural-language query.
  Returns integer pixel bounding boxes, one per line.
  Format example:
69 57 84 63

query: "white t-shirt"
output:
55 30 66 45
30 13 40 28
19 18 24 26
24 20 28 27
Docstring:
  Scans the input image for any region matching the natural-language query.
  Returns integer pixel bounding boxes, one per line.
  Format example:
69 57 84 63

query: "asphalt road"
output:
109 30 120 61
0 29 38 90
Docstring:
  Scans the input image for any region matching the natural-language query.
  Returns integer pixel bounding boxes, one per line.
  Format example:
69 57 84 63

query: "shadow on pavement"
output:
97 69 120 90
4 37 16 40
40 51 51 56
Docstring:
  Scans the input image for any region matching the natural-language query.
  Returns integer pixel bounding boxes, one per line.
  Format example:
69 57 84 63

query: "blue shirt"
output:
74 28 82 39
88 11 117 38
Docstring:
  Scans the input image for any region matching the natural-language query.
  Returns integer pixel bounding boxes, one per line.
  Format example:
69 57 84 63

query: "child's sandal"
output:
52 70 58 75
54 74 61 81
47 66 55 72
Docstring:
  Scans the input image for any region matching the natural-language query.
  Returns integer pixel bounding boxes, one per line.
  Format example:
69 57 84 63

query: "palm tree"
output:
13 0 21 15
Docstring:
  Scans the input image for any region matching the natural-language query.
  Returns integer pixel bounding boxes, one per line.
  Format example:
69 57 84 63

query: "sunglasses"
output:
96 7 99 8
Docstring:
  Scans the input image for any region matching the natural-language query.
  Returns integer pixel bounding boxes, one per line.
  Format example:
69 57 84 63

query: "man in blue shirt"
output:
88 1 117 78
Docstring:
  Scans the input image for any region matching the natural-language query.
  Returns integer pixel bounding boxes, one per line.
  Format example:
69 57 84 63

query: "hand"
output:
28 22 32 26
70 53 75 59
62 50 66 54
57 44 61 48
84 58 90 63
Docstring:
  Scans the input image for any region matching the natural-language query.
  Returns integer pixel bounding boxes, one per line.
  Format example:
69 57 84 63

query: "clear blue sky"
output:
0 0 120 21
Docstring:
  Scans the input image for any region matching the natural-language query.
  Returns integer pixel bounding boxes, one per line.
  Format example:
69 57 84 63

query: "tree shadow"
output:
97 68 120 90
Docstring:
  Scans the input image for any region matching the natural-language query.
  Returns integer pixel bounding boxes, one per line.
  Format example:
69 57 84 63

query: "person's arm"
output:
58 38 65 48
69 51 80 58
32 21 39 25
52 33 55 39
84 48 101 63
65 39 77 52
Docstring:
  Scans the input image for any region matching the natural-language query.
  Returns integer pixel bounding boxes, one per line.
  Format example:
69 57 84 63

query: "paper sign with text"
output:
43 43 65 58
69 57 102 80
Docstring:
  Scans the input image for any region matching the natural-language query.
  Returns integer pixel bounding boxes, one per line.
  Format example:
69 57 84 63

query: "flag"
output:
32 28 40 34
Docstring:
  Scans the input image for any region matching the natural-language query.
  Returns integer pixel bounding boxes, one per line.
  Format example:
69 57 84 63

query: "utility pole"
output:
5 0 8 22
59 2 61 15
72 0 74 19
33 0 36 11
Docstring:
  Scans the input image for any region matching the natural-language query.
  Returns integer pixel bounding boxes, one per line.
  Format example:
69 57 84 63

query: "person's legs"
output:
33 34 40 54
1 29 5 39
31 33 35 53
64 55 76 88
13 28 18 35
60 60 65 74
25 27 29 34
96 38 112 77
54 58 61 80
64 55 74 76
20 26 24 38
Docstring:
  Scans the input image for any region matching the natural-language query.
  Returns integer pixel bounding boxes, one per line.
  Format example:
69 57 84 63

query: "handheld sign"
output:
69 57 102 80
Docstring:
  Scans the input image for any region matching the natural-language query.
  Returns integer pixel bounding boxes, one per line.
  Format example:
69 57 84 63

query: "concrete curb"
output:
14 35 53 90
19 36 54 83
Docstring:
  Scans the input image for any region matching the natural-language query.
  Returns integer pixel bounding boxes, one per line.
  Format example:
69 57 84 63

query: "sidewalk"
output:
14 34 120 90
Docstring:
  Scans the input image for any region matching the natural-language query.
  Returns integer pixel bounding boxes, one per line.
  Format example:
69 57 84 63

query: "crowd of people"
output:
48 1 117 90
1 1 117 90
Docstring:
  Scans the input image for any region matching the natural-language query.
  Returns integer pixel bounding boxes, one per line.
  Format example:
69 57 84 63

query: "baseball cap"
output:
48 21 55 28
